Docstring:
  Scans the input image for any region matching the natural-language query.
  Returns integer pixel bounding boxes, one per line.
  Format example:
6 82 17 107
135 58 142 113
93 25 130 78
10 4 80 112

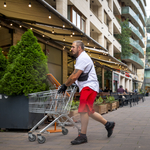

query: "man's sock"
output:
105 121 110 127
79 133 86 137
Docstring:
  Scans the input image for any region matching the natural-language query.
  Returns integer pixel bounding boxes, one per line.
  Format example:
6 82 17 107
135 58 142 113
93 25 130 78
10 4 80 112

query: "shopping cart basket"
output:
28 84 80 144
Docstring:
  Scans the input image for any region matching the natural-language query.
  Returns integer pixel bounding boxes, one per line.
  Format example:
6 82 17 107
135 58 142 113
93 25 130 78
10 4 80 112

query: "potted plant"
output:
106 96 117 111
0 29 49 129
68 100 80 122
94 96 108 114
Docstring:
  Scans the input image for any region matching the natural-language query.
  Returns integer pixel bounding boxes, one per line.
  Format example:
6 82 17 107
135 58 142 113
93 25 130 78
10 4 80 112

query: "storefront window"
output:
95 66 102 88
113 73 119 92
0 26 12 57
67 55 75 77
104 69 112 90
46 45 62 84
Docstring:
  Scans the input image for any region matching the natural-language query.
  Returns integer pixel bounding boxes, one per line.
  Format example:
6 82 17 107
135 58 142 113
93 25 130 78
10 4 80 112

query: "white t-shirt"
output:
75 51 99 93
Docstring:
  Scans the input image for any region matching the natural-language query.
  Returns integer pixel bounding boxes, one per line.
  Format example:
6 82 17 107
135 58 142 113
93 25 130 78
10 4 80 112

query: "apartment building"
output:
0 0 146 92
119 0 147 91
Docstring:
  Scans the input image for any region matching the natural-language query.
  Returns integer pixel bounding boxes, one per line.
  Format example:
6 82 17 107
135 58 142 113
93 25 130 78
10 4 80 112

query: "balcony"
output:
122 7 145 37
129 38 144 58
127 22 144 48
139 0 147 16
121 0 145 26
121 53 144 69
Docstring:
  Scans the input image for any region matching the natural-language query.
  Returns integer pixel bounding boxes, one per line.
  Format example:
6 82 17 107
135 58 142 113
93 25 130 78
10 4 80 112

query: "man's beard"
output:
72 51 79 58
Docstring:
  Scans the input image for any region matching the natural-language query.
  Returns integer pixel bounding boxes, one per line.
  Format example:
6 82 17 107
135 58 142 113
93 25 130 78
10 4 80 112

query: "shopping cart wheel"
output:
28 134 36 142
37 136 46 144
62 128 68 135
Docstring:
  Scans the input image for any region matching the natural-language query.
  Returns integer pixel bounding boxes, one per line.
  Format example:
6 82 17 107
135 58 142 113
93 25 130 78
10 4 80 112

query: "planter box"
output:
116 101 119 108
69 110 80 122
107 101 117 111
94 104 108 115
0 94 44 129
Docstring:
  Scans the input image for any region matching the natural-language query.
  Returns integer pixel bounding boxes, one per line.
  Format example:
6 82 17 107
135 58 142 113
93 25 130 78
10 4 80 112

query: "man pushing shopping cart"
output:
58 40 115 145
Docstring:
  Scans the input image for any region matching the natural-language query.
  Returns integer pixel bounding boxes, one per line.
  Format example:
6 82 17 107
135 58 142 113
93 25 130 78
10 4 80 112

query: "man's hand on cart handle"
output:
58 84 67 93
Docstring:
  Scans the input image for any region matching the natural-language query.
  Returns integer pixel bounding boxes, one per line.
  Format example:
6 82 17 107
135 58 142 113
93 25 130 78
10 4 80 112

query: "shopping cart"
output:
28 84 80 144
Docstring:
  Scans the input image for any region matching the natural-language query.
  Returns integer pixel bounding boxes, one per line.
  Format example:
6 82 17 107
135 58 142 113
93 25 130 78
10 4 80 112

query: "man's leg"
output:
90 112 107 125
80 112 89 134
90 112 115 138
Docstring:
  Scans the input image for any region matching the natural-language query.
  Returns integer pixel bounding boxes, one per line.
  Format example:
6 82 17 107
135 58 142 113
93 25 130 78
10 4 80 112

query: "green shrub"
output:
106 96 115 103
94 96 103 105
0 29 49 96
71 100 79 110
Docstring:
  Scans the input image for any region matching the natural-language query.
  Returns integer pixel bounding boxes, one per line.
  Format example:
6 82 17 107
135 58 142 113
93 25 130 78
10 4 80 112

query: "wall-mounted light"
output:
42 34 45 37
0 25 1 28
70 34 73 37
72 32 75 35
4 2 6 7
30 27 32 30
19 25 22 28
63 37 65 41
28 2 31 7
48 14 51 19
10 23 13 26
63 24 65 28
52 30 54 33
87 42 89 45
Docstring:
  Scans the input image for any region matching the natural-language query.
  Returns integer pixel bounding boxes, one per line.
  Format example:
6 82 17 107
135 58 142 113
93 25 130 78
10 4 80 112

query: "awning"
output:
0 0 132 73
0 0 107 51
84 47 132 73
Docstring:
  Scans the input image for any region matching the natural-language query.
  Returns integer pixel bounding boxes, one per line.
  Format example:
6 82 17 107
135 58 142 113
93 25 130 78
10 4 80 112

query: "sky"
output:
146 0 150 18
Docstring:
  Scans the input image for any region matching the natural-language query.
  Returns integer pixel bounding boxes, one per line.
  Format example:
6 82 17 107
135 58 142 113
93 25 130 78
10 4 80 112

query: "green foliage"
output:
0 29 49 96
106 96 115 103
71 100 79 110
0 48 7 81
94 96 103 105
115 19 132 57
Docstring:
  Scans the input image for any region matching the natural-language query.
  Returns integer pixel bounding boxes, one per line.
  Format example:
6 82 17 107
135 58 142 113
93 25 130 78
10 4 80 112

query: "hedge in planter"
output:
0 29 49 96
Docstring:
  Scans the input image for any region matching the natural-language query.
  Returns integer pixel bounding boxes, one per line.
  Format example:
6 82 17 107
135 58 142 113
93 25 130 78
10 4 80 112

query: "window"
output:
104 11 109 26
72 9 76 25
68 6 86 32
77 14 80 28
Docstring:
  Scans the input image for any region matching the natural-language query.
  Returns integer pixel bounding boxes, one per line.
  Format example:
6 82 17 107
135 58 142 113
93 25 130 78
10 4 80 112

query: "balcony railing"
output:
127 22 144 47
121 53 144 68
130 0 145 25
129 38 144 58
122 7 145 36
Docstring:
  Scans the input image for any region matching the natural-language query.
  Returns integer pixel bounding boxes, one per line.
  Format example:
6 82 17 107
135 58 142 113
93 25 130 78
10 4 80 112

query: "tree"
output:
115 19 132 57
0 48 7 80
0 29 49 96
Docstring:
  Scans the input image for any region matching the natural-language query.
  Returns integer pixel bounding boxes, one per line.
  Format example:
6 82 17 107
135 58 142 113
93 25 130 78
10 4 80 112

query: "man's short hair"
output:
73 40 84 50
119 85 123 88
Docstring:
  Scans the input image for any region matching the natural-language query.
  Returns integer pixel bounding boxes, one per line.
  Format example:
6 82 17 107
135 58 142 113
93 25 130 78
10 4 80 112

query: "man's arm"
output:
65 69 83 86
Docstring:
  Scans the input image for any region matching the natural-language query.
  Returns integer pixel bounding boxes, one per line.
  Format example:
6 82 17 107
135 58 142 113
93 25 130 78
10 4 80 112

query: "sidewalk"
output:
0 97 150 150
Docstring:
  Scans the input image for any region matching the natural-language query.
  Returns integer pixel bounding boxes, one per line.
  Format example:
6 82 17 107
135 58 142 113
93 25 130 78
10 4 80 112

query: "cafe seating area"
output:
74 91 145 108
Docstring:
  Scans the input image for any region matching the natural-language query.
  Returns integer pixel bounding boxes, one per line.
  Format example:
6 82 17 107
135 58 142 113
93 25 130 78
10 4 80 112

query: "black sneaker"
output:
71 135 87 145
105 122 115 138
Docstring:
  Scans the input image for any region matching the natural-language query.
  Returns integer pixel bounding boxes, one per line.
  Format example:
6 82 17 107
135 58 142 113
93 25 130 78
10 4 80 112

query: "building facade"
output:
0 0 147 92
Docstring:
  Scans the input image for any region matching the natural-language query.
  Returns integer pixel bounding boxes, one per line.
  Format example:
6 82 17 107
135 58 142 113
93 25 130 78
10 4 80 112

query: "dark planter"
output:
0 94 44 129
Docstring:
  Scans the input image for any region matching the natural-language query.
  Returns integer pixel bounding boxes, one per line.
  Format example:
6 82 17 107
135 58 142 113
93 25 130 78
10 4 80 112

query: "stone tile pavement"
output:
0 96 150 150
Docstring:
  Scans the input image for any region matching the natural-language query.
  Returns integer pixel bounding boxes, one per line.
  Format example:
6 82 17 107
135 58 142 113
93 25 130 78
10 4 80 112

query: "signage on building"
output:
114 73 119 81
125 72 130 77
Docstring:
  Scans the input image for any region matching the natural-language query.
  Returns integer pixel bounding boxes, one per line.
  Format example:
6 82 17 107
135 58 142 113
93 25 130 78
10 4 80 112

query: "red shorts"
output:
78 87 97 115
